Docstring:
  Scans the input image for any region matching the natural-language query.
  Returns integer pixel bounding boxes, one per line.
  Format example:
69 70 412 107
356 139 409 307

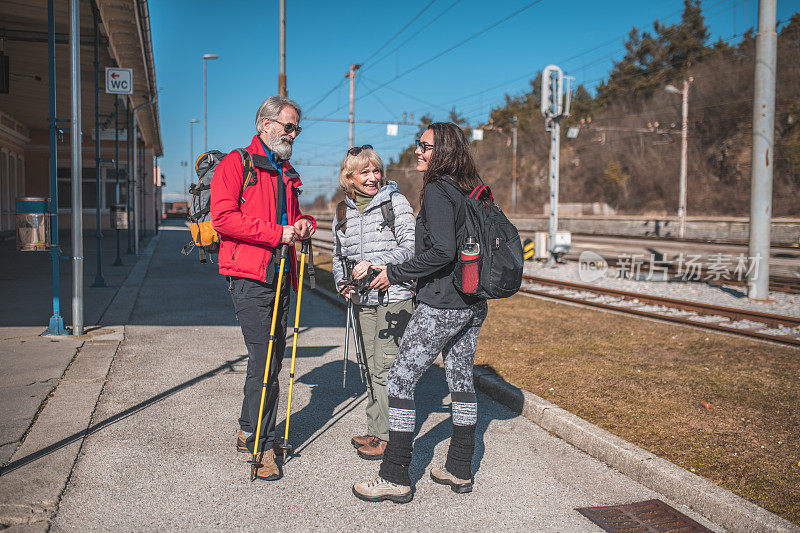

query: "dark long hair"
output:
419 122 484 205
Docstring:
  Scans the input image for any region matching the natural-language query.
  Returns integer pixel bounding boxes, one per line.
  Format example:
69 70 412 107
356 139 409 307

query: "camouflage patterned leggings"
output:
386 301 488 433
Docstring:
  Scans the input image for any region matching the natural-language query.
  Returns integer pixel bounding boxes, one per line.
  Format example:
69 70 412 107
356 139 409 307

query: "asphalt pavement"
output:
31 221 718 532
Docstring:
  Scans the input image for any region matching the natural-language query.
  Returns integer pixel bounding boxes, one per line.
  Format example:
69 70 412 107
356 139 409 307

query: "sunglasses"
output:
274 120 302 135
416 139 433 153
347 144 373 156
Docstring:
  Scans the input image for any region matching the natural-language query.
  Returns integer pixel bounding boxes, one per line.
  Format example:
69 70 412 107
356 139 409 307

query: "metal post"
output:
748 0 777 300
132 97 156 254
113 95 123 266
45 0 66 335
69 0 84 335
139 134 144 240
347 63 360 148
189 118 198 167
547 117 560 265
126 103 133 254
91 3 107 287
278 0 286 96
511 115 518 213
202 54 218 153
678 78 692 240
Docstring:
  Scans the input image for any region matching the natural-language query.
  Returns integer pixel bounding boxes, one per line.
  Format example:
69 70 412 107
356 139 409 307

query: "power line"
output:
360 0 439 68
359 0 465 76
315 0 546 121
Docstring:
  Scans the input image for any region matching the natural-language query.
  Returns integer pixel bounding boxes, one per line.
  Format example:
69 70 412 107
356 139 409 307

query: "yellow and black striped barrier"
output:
523 239 535 261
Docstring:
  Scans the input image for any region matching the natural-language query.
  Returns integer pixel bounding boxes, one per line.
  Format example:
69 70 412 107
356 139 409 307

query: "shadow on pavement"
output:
0 354 247 476
280 358 368 461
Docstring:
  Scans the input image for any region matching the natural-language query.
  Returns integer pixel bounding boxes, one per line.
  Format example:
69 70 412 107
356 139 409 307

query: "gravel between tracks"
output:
524 262 800 319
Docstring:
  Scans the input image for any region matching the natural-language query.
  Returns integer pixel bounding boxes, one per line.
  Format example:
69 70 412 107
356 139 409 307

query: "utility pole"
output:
278 0 286 96
511 115 518 212
346 63 361 148
541 65 572 266
665 78 693 239
748 0 777 300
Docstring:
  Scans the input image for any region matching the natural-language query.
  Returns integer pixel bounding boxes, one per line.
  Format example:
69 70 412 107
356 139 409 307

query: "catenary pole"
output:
69 0 84 335
747 0 777 300
347 64 360 148
278 0 287 96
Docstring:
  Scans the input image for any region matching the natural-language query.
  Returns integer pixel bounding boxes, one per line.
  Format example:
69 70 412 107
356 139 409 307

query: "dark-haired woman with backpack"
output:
352 122 489 503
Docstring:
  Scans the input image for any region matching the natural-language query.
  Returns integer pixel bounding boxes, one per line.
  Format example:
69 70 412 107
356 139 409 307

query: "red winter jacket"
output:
210 135 316 288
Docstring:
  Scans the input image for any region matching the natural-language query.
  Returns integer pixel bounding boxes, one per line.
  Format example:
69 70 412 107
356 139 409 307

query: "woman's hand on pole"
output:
352 261 372 279
369 265 390 290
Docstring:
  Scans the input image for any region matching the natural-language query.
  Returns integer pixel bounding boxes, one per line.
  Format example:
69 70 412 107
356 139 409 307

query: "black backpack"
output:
439 177 523 299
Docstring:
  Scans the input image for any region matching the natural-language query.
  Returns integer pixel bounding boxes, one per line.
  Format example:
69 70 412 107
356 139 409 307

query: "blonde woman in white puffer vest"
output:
332 145 415 461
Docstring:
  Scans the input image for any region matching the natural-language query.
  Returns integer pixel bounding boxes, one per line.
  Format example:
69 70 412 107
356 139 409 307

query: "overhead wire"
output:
314 0 546 121
360 0 440 68
359 0 465 76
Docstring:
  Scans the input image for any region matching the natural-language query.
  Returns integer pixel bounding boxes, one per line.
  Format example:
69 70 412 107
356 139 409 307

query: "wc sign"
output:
105 68 133 94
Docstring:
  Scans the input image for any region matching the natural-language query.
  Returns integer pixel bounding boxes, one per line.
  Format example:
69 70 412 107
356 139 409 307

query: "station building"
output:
0 0 162 235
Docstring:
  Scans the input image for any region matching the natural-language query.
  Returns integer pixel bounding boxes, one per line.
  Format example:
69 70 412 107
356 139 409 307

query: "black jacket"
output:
387 179 482 309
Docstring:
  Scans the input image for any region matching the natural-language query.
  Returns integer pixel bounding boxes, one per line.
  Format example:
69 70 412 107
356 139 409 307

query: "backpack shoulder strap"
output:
335 200 348 233
379 192 396 235
234 148 256 202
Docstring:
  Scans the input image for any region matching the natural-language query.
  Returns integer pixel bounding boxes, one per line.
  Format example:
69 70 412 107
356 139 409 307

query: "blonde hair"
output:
338 148 384 198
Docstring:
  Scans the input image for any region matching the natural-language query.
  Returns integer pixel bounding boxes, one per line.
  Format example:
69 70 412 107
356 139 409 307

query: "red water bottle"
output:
461 236 480 294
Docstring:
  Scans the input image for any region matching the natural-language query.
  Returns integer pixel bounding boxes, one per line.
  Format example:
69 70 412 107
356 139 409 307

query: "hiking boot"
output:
357 437 387 460
236 429 249 453
352 476 413 503
252 449 281 481
351 434 376 449
430 466 472 493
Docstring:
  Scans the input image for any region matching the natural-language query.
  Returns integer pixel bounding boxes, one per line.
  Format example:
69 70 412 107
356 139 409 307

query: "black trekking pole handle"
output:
301 239 315 289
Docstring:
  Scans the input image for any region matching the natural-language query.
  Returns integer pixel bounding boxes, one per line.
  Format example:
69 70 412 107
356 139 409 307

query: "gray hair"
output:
255 96 302 133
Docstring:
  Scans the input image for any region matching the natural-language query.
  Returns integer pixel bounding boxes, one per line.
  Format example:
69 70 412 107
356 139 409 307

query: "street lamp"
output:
664 77 692 239
181 161 188 204
202 54 218 152
189 118 199 166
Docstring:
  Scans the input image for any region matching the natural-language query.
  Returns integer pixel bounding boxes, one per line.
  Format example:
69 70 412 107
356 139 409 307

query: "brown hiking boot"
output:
351 434 376 449
252 449 281 481
430 466 472 493
352 476 413 503
236 430 249 453
357 437 387 460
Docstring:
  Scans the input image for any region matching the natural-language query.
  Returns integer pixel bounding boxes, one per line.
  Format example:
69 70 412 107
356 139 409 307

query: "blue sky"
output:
150 0 795 203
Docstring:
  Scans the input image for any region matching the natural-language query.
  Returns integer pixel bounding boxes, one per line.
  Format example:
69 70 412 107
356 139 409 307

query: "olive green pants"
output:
353 298 415 441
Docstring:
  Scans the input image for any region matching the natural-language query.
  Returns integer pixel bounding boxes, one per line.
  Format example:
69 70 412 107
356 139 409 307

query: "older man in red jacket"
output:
211 95 316 481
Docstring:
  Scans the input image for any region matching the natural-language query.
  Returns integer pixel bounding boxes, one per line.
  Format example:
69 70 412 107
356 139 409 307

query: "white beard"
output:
267 130 293 160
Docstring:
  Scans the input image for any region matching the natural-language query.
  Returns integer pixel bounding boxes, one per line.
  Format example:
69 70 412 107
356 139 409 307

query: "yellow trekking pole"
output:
250 244 289 482
277 239 314 460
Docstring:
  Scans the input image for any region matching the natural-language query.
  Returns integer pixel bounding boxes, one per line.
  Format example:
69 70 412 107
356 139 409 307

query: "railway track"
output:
521 275 800 347
313 239 800 346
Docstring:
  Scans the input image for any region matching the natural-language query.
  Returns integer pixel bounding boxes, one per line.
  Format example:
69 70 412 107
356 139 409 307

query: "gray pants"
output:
353 298 415 441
